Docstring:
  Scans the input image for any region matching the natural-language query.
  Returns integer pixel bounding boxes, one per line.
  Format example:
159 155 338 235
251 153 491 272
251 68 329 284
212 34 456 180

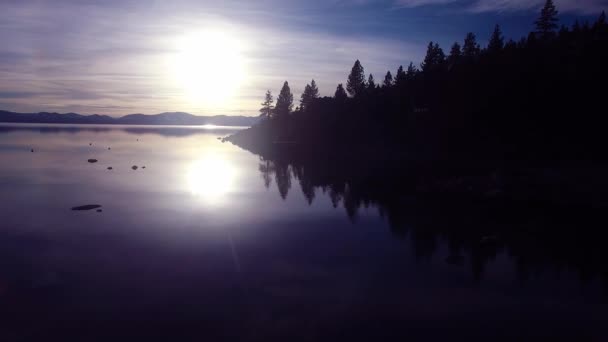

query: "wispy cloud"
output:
0 0 424 116
0 0 604 116
395 0 607 13
468 0 607 13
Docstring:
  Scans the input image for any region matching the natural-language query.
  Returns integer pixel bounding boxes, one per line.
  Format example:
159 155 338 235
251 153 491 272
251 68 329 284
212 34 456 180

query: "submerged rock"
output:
108 147 111 150
89 143 92 146
107 167 113 170
71 204 102 211
31 149 34 152
142 166 146 169
96 209 103 213
132 165 138 170
87 159 98 163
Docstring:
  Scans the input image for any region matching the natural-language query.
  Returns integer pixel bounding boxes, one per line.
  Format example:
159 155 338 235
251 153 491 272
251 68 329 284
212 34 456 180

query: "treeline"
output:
234 0 608 163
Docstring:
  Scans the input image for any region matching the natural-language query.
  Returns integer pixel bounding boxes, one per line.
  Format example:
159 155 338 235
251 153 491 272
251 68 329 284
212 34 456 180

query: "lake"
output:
0 124 606 341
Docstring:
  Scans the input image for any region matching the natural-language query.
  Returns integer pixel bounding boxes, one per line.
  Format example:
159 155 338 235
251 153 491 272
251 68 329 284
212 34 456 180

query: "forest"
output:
230 0 608 164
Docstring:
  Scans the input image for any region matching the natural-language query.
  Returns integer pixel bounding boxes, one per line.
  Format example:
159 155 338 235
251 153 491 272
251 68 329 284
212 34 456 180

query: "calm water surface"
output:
0 124 605 341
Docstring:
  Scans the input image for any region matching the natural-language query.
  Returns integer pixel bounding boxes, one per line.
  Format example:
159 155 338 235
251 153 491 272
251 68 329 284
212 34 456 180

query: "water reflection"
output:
255 153 608 288
0 123 243 137
0 124 606 340
187 154 236 203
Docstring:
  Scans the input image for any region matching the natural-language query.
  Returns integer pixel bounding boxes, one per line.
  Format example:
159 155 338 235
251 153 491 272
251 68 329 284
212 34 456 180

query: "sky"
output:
0 0 606 116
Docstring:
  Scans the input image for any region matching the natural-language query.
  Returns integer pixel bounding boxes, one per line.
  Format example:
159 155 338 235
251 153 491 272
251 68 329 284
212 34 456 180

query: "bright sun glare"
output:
172 30 246 107
186 154 236 202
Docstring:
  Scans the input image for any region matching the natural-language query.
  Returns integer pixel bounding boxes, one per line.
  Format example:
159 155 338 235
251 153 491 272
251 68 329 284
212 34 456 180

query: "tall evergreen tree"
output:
309 79 319 98
334 83 348 101
300 84 312 111
463 32 480 58
259 90 274 119
421 42 445 72
299 79 320 111
448 42 462 65
406 62 418 80
346 60 366 97
535 0 559 38
395 65 407 86
487 24 504 52
383 71 393 88
367 74 376 90
275 81 293 118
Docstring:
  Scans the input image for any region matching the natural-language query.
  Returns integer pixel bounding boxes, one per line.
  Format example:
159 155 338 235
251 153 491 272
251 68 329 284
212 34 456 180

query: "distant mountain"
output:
0 110 259 126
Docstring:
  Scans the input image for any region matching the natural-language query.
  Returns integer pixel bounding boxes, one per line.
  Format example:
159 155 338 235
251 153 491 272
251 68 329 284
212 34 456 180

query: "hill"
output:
0 110 259 127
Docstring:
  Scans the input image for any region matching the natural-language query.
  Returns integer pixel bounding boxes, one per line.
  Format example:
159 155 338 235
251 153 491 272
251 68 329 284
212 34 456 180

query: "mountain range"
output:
0 110 259 126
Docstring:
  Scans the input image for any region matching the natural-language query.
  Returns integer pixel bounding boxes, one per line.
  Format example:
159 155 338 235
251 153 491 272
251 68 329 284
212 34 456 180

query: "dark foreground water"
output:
0 124 606 341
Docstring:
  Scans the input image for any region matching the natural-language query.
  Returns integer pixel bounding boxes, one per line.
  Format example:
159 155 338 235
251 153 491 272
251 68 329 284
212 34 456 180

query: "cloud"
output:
0 1 425 116
395 0 458 8
394 0 607 13
468 0 608 13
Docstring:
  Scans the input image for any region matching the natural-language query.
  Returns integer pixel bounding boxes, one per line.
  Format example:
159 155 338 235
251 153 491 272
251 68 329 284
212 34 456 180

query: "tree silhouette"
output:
300 84 312 111
448 42 462 66
421 42 445 72
406 62 418 80
395 65 407 86
383 71 393 87
535 0 559 38
346 60 366 97
310 79 319 98
300 80 319 112
334 83 348 101
259 90 274 119
275 81 293 118
487 24 504 53
367 74 376 90
463 32 480 58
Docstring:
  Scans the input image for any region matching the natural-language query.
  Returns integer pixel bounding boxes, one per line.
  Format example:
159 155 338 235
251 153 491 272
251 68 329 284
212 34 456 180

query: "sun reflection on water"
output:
186 154 236 203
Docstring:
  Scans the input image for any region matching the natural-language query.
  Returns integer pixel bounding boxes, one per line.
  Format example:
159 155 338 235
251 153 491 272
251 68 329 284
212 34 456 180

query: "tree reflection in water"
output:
256 153 608 289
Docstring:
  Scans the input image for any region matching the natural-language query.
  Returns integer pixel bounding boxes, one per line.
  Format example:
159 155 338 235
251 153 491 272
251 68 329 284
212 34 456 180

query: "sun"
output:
186 154 236 203
172 30 247 107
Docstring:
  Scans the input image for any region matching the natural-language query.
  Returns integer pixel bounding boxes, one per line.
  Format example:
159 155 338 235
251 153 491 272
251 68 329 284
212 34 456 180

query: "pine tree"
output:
309 79 319 98
395 65 407 86
448 42 462 65
367 74 376 90
406 62 418 80
300 84 312 111
275 81 293 118
259 90 274 119
346 60 366 97
487 24 504 53
463 32 480 58
334 83 348 101
421 42 445 72
535 0 559 38
383 71 393 88
300 79 320 112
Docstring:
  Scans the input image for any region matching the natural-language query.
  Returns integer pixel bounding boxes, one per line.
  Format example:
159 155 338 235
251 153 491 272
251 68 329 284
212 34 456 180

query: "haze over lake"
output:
0 123 605 341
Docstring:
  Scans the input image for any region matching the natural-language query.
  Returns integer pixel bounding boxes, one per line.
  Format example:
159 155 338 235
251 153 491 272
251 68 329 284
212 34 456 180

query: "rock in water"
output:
142 166 146 169
96 209 103 213
132 165 138 170
108 147 111 150
71 204 102 211
31 149 34 152
107 167 113 170
88 159 98 163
